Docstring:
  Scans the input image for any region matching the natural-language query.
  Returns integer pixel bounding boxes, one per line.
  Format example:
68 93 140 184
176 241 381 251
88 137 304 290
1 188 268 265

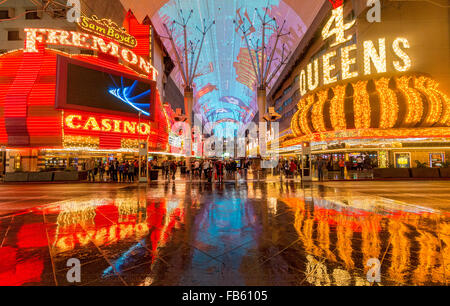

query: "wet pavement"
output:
0 181 449 286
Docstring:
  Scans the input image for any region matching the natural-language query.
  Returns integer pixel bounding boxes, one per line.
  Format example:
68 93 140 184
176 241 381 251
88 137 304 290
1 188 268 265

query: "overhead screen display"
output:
61 59 155 118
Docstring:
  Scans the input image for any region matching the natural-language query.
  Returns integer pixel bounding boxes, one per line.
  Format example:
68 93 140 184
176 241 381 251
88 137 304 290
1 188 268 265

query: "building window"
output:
284 98 293 107
25 10 40 20
80 49 94 55
283 85 292 96
8 31 21 41
0 10 10 19
51 8 67 18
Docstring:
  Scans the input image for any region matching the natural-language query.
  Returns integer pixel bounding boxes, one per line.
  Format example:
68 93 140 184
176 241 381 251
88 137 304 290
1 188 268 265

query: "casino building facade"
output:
269 0 450 169
0 10 181 174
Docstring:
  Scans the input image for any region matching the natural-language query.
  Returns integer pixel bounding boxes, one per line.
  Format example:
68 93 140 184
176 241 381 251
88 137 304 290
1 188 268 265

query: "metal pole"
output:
263 22 284 84
261 23 265 82
242 29 261 85
147 135 150 182
184 90 193 180
255 44 262 87
138 111 143 183
266 59 284 86
163 23 188 85
190 31 206 87
183 25 190 86
257 88 266 124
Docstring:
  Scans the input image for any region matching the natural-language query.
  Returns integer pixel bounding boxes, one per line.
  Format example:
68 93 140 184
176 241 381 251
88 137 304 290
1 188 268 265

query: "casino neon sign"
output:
64 114 152 136
24 28 157 80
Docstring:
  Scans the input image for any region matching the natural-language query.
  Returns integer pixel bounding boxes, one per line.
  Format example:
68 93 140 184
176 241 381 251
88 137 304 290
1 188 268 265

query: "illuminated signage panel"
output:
56 55 156 120
298 5 412 98
24 28 157 79
64 113 154 136
77 15 137 48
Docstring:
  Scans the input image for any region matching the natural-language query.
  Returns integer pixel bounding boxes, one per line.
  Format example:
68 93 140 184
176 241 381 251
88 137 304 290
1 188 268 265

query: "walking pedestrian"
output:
128 161 134 182
105 162 110 181
203 160 210 180
215 160 224 182
339 158 346 178
118 162 124 182
170 161 177 180
123 161 129 183
317 157 327 181
99 162 105 181
133 160 139 180
290 160 297 178
112 159 119 182
87 158 95 182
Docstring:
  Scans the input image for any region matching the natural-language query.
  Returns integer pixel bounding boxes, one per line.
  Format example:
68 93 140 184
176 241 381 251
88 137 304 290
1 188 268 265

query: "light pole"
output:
162 10 214 179
137 111 148 183
235 7 291 124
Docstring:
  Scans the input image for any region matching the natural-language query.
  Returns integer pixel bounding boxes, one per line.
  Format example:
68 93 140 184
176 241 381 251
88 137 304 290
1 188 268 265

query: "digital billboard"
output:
56 55 156 120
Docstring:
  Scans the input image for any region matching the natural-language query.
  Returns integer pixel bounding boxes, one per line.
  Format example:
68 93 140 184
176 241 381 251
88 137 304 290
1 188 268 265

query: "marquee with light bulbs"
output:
287 0 450 146
0 11 173 152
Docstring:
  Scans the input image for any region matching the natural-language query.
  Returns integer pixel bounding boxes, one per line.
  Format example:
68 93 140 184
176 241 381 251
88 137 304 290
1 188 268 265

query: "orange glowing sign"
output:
24 28 157 79
78 15 137 49
64 113 152 136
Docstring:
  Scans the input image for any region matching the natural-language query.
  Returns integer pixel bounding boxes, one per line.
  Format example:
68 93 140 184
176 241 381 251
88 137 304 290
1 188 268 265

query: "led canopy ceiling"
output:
120 0 325 136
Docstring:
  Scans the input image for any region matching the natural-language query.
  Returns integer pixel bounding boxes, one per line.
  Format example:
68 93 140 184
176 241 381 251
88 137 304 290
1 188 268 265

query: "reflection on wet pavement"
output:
0 182 448 286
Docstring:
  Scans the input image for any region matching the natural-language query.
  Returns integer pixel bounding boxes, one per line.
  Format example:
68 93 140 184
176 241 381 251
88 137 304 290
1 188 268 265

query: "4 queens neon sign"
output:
297 4 412 97
23 28 157 80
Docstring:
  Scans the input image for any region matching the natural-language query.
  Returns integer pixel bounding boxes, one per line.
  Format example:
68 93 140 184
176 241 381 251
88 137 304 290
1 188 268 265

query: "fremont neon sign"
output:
64 114 152 136
24 28 157 80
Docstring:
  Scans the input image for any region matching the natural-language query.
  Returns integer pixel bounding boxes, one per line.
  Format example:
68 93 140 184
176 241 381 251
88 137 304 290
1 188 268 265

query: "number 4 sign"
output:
324 0 381 47
322 4 355 47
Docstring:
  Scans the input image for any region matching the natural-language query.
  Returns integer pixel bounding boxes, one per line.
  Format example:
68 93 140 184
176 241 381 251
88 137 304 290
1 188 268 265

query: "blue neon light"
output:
102 240 146 277
152 0 306 138
108 78 151 116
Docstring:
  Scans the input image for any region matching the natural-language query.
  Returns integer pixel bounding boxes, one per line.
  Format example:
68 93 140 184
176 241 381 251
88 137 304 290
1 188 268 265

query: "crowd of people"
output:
188 159 252 182
315 155 375 181
79 154 376 183
85 158 142 183
277 159 300 178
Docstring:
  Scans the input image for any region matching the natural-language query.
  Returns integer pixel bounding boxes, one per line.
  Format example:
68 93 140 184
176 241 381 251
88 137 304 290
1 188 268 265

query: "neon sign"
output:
78 15 138 48
64 113 152 136
108 79 151 116
24 28 157 79
298 5 412 97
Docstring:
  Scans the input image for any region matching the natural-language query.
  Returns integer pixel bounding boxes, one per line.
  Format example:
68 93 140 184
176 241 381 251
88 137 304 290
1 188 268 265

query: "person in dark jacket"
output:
123 161 129 183
128 161 134 182
118 162 124 182
170 161 177 180
317 157 327 181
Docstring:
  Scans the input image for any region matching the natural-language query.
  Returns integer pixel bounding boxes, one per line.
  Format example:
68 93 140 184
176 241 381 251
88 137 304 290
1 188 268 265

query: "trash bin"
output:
150 170 159 181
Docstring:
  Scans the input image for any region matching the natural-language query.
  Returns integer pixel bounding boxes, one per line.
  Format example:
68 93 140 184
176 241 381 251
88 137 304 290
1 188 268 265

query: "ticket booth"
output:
301 142 312 182
138 142 148 183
